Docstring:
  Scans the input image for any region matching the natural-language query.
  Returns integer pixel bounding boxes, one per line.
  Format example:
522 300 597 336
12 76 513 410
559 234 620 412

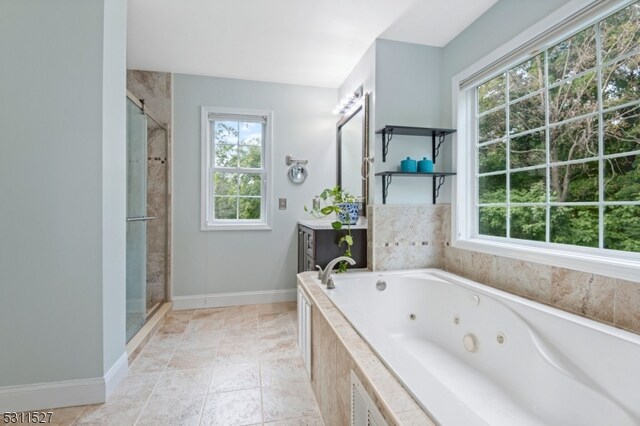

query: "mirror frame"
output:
336 92 369 215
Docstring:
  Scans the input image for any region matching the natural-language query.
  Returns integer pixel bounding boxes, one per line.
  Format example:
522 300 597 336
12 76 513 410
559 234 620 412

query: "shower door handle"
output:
126 216 156 222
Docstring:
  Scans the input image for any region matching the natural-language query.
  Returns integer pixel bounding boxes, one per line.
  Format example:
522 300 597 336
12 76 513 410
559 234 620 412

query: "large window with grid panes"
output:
473 2 639 255
201 107 272 230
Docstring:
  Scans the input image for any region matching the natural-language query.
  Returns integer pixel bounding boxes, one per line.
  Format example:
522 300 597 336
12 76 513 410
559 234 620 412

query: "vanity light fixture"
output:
332 85 363 115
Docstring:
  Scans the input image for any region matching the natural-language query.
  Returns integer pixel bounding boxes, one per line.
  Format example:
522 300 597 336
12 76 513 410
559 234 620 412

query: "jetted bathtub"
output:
320 269 640 426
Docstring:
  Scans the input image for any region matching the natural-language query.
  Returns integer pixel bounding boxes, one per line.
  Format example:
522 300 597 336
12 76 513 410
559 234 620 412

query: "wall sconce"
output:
332 85 364 115
286 155 308 184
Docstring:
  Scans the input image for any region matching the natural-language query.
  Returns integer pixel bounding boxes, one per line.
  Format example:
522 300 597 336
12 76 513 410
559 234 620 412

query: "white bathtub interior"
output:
320 269 640 426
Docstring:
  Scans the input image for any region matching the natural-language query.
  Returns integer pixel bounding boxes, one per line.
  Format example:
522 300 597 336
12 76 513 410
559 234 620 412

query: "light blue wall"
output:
0 0 126 391
441 0 572 125
172 75 337 297
373 39 445 204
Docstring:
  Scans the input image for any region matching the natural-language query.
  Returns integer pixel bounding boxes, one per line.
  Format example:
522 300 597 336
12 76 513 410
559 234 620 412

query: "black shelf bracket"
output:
381 128 393 162
432 132 447 164
381 174 392 204
433 175 447 204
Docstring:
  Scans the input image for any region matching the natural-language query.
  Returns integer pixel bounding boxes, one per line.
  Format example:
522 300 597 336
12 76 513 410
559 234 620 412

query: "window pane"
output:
239 198 261 220
509 54 545 100
479 207 506 237
511 131 546 168
478 74 506 113
214 196 237 220
479 108 506 142
604 105 640 155
550 161 598 202
239 173 262 196
239 122 263 146
605 205 640 252
238 145 261 168
548 26 596 83
479 174 506 203
550 116 599 162
550 206 599 247
602 54 640 109
479 141 506 173
604 155 640 201
511 168 546 203
549 71 598 123
214 121 239 144
510 207 546 241
215 144 238 168
213 172 239 196
510 93 545 134
601 3 640 63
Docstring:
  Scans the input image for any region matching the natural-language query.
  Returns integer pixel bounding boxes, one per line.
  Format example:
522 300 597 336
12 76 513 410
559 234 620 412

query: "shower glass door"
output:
126 99 148 341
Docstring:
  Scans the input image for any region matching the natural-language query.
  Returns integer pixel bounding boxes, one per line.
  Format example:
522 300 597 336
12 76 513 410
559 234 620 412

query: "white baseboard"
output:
0 351 128 412
172 288 297 310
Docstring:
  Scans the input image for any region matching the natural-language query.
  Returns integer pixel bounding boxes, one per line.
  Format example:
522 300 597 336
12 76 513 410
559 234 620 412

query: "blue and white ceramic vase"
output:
337 202 359 225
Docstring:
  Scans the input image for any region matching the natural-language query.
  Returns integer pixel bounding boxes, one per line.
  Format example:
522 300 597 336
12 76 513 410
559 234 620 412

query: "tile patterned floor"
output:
26 303 325 426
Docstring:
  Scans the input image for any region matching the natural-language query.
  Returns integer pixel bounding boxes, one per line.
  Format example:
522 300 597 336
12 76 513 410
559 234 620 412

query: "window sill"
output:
201 223 272 231
452 237 640 283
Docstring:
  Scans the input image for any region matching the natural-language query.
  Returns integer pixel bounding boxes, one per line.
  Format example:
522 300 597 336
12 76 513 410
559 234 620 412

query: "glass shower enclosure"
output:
126 96 168 342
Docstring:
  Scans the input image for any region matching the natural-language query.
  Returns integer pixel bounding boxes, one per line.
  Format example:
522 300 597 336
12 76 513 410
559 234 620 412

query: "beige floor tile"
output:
263 416 324 426
220 328 260 345
257 302 296 315
150 368 212 400
178 330 224 351
22 406 93 425
216 342 261 365
144 333 184 352
260 357 309 387
262 382 321 422
128 350 173 375
260 333 300 360
258 312 293 329
201 388 262 426
184 317 225 334
75 402 145 425
210 362 260 392
108 373 161 403
192 307 228 320
167 349 217 370
223 312 258 330
136 395 205 426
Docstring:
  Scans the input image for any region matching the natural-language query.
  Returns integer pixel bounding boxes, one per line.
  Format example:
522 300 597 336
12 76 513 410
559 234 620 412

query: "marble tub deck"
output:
17 302 324 425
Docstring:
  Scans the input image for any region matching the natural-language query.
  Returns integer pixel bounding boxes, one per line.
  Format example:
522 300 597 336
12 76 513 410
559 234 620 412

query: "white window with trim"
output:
201 107 273 230
454 0 640 279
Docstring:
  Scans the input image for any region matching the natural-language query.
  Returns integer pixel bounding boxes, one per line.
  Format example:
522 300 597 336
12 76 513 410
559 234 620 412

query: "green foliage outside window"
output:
475 3 640 253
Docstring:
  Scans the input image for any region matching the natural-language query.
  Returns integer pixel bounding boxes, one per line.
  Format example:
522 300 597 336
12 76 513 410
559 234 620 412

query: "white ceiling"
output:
127 0 498 88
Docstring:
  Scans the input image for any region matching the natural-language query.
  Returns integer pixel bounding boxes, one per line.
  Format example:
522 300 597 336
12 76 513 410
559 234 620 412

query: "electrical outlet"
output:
279 198 287 210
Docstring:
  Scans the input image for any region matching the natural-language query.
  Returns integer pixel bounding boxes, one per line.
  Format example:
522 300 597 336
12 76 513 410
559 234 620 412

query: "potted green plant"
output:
304 186 361 272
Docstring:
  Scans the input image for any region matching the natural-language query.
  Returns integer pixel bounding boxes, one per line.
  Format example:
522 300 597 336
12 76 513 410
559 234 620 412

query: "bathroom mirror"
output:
337 92 369 213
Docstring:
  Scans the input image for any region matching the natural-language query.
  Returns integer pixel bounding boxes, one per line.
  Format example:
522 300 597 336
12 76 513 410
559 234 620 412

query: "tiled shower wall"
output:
368 204 640 335
127 70 172 310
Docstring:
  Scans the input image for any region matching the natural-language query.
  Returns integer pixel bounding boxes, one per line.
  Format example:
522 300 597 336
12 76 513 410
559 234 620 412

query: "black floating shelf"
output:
375 171 457 204
375 126 457 163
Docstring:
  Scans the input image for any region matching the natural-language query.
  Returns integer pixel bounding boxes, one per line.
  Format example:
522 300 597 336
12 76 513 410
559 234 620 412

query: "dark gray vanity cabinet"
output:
297 223 367 273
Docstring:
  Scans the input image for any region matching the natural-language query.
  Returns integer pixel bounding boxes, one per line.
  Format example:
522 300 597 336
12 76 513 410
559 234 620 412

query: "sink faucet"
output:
318 256 356 288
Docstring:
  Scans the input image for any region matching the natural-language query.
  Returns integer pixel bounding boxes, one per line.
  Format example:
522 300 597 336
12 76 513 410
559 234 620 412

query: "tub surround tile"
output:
493 256 552 303
614 279 640 333
551 268 616 323
311 307 339 426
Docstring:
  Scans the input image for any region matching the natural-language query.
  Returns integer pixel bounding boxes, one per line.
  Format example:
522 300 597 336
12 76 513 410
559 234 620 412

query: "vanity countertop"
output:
298 217 367 230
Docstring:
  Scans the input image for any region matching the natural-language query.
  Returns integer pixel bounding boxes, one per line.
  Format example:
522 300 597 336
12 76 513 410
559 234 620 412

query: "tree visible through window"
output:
202 108 271 229
475 2 640 253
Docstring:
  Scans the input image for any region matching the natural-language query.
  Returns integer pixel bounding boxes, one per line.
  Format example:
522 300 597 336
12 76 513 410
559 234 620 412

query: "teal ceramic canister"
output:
400 157 417 173
418 157 433 173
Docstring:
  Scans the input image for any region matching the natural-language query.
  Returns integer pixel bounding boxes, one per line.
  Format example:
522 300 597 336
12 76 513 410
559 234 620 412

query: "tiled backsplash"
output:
368 204 640 335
